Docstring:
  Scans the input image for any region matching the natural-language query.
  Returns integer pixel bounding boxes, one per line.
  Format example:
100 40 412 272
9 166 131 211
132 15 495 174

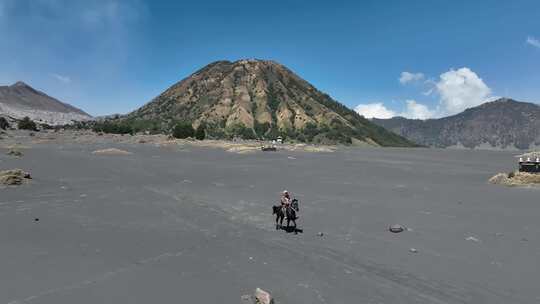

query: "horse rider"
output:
281 190 292 217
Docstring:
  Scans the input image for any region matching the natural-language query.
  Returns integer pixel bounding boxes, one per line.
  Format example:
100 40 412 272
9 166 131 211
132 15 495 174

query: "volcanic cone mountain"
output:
128 59 414 146
0 81 91 125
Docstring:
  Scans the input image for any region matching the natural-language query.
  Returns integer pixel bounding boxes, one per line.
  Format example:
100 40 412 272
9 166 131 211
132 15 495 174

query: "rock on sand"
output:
92 148 132 155
489 172 540 186
7 149 23 157
241 288 274 304
0 169 31 185
389 224 405 233
254 288 273 304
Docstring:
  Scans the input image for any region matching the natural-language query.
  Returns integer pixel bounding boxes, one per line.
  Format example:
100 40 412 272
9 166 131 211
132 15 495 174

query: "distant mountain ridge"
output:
0 81 91 125
372 98 540 150
127 59 415 146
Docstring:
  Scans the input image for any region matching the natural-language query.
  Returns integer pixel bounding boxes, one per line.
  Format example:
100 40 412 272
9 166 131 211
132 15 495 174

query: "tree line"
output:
2 115 360 144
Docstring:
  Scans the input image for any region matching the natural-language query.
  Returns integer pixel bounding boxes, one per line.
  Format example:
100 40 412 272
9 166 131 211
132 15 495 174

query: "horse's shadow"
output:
280 226 304 234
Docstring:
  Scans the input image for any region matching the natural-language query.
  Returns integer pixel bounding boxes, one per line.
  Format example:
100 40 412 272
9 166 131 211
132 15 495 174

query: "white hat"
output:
283 190 289 194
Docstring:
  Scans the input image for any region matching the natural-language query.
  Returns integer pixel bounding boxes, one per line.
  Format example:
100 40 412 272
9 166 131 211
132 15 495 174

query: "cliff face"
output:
128 59 414 146
373 98 540 149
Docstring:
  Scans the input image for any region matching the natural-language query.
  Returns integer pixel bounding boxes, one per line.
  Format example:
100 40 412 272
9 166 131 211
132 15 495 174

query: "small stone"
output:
409 248 418 253
465 236 480 242
491 261 502 267
317 232 324 237
254 288 273 304
34 218 39 222
389 224 405 233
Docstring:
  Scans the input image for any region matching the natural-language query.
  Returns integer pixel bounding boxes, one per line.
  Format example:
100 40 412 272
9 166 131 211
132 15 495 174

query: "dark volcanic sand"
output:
1 142 539 303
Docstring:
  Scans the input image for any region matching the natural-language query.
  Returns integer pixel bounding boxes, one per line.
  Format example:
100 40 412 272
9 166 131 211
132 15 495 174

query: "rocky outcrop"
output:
489 171 540 186
0 169 31 185
241 288 274 304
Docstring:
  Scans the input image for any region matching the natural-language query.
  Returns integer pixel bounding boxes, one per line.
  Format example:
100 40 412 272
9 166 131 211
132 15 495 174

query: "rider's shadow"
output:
281 226 303 234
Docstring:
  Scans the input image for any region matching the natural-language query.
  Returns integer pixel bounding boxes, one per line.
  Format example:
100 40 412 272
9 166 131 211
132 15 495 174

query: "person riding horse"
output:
273 190 300 231
280 190 292 218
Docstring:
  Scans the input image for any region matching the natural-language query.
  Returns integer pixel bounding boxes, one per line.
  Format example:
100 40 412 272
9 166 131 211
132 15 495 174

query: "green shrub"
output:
237 124 256 139
266 125 281 140
285 128 298 140
127 119 162 134
302 123 319 142
268 98 281 112
172 122 194 139
90 119 162 135
18 117 37 131
92 121 133 135
195 124 206 140
254 121 271 138
204 123 225 139
0 117 9 130
225 123 257 140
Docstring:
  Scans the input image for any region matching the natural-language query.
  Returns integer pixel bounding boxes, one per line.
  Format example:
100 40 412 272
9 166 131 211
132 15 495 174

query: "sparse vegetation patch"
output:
18 117 38 131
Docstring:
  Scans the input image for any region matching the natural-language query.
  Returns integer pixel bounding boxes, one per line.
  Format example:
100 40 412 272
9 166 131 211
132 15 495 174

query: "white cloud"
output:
399 72 425 84
355 100 435 120
355 103 396 119
435 67 491 115
50 73 71 83
526 36 540 49
356 67 493 120
401 100 434 119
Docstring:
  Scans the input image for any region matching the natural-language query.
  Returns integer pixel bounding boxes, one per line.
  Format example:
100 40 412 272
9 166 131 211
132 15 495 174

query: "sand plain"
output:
1 131 539 303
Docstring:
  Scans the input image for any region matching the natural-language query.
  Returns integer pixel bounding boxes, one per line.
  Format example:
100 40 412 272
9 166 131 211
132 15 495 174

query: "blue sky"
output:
0 0 539 117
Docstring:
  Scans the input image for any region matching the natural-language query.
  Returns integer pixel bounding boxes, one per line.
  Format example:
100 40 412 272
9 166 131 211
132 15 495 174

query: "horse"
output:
272 205 284 230
272 199 299 232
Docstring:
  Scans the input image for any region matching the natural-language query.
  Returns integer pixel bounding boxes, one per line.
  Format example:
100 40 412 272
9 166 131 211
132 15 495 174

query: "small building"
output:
519 157 540 173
